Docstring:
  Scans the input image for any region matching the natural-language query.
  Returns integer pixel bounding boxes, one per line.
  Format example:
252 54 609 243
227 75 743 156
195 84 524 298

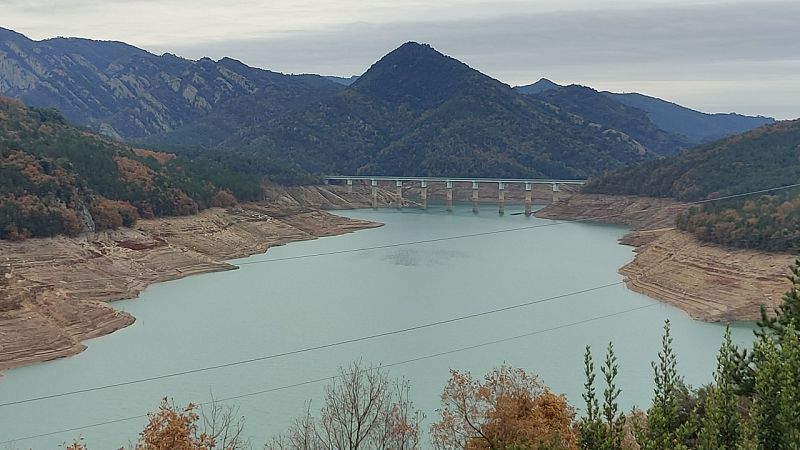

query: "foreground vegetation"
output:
47 259 800 449
0 97 263 240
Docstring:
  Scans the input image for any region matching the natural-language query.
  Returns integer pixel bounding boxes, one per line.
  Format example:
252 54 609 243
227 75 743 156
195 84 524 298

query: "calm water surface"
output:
0 204 755 448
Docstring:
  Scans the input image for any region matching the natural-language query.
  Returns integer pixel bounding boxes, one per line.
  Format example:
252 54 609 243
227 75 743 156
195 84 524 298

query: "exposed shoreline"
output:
2 187 793 373
536 193 794 322
0 185 396 372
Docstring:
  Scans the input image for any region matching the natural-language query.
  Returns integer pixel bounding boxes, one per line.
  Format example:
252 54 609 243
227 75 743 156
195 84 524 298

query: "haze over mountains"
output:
0 27 776 179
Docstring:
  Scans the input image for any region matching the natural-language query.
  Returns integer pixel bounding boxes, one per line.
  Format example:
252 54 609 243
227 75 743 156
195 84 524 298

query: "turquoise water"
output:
0 204 755 449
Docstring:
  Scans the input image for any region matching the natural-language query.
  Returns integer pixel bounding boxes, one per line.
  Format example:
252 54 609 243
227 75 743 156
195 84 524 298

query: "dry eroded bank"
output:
537 194 794 322
0 186 392 371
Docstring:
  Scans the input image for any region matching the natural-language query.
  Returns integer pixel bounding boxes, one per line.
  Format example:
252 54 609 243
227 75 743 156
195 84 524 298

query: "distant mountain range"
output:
0 27 340 140
0 28 777 178
147 42 661 178
514 78 774 145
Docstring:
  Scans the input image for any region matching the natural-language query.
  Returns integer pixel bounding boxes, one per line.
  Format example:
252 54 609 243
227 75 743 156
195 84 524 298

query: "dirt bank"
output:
0 185 393 371
537 194 794 321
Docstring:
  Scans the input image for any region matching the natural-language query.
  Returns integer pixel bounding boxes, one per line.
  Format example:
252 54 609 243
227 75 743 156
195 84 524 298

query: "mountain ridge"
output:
513 78 775 145
0 28 342 139
0 29 778 180
149 41 661 178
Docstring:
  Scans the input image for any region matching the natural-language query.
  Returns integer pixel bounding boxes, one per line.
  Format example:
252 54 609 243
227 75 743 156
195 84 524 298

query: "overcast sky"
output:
2 0 798 119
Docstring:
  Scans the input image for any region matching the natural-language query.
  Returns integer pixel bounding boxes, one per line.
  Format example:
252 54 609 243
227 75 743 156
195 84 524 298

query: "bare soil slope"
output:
538 194 793 321
0 185 389 371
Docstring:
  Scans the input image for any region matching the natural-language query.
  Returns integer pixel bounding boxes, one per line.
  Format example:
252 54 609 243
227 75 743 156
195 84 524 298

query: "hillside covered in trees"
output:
514 80 774 146
586 119 800 251
0 97 262 240
0 28 775 180
148 42 669 179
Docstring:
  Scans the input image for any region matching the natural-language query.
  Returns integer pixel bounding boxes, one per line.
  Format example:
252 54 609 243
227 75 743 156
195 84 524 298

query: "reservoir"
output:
0 204 755 449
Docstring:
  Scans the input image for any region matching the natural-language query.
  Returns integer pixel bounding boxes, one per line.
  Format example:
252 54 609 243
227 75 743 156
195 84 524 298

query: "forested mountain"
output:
531 85 691 156
515 80 774 146
0 27 342 139
0 27 777 179
586 119 800 251
0 97 261 240
605 92 775 143
586 119 800 201
148 42 661 178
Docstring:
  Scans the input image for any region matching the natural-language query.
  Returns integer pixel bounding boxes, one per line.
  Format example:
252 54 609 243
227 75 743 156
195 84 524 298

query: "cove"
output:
0 204 755 449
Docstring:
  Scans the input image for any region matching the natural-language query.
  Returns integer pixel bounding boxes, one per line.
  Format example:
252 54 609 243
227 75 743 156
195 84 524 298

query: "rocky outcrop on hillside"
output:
0 27 340 139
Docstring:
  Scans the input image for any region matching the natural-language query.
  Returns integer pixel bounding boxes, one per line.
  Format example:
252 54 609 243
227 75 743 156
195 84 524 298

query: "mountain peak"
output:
514 78 562 95
351 41 503 109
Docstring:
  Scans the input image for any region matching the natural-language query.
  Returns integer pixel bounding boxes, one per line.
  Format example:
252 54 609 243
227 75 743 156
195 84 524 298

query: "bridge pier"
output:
472 181 479 214
552 183 560 203
420 180 428 209
525 182 532 216
371 179 378 209
498 182 505 215
395 180 403 209
446 180 453 213
346 178 353 194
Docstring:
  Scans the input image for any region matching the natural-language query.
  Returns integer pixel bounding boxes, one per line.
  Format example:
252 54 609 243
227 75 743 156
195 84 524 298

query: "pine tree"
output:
778 322 800 446
638 320 687 450
738 259 800 396
601 343 625 450
697 324 742 450
749 336 784 450
757 258 800 339
579 345 605 450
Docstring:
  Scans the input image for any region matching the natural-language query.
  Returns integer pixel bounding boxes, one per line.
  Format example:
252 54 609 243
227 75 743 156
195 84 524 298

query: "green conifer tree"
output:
697 324 742 450
749 336 784 450
579 345 605 450
601 342 625 450
758 258 800 338
638 321 687 450
778 322 800 446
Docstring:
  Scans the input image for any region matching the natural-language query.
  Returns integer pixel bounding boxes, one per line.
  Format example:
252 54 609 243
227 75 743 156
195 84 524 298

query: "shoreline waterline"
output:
0 204 754 449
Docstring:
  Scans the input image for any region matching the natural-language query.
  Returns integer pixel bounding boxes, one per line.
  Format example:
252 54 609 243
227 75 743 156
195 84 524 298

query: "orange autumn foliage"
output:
91 198 139 230
115 156 155 187
136 398 216 450
431 366 577 450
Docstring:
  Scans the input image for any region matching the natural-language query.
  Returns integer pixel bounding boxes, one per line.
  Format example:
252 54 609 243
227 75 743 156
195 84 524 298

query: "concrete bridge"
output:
325 176 586 215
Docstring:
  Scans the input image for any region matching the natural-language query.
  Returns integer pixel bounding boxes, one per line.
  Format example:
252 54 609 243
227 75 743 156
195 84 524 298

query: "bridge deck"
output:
326 176 585 185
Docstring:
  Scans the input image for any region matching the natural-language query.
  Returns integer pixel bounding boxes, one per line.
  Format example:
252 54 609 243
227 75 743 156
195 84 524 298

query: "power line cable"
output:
2 182 798 407
0 302 657 445
0 281 624 408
